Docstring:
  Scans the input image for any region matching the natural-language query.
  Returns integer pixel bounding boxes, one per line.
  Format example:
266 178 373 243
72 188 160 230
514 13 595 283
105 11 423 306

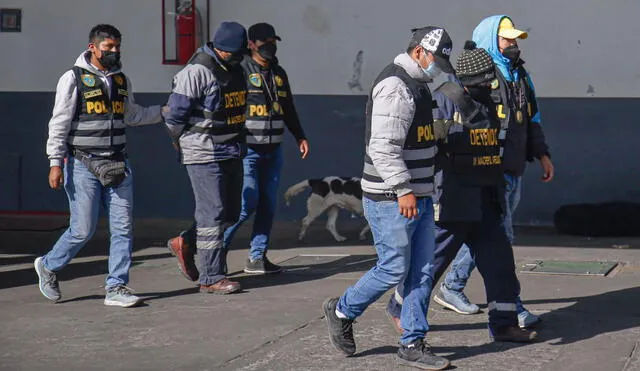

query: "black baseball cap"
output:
409 26 454 73
248 22 281 42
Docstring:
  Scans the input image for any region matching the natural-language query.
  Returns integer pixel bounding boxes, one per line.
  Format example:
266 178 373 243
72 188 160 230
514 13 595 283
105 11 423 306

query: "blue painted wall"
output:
1 92 639 225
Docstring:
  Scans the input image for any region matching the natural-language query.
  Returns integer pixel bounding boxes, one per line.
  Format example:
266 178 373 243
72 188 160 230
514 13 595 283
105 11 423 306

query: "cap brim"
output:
434 55 455 74
275 35 282 41
498 28 528 40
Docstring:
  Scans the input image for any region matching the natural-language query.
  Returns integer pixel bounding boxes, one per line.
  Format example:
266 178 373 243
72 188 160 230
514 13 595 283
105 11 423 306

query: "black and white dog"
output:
284 176 370 242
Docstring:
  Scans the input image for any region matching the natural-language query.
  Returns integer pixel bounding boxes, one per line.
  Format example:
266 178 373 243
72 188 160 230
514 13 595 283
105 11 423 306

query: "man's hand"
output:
298 139 309 159
49 166 63 190
398 192 418 219
540 155 554 183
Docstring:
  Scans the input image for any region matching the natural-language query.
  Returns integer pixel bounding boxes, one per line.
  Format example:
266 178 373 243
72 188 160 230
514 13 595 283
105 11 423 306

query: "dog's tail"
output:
284 179 310 206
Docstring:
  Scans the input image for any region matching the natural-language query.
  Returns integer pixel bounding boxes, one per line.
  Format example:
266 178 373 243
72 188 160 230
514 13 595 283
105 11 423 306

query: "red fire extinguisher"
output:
175 6 196 64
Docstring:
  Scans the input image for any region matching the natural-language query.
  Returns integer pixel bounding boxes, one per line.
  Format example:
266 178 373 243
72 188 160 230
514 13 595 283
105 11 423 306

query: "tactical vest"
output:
241 57 288 146
184 52 247 144
362 63 436 196
436 84 506 185
490 67 536 175
69 67 128 156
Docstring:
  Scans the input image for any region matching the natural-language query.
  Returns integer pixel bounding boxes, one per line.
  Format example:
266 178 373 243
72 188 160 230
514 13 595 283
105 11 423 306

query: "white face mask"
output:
422 62 442 80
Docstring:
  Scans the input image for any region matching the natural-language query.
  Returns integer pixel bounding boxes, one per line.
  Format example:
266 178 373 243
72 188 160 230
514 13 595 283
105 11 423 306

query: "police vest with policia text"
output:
69 67 128 156
242 58 288 146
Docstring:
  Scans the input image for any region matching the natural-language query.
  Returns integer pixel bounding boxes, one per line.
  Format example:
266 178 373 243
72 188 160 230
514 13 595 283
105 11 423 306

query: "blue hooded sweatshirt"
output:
472 15 541 124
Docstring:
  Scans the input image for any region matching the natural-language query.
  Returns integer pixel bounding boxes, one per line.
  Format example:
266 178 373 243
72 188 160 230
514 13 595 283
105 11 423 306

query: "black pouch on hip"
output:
74 150 127 187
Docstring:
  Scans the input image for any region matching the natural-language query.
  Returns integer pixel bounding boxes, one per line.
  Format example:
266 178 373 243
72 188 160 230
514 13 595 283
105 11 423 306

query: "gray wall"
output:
1 92 639 225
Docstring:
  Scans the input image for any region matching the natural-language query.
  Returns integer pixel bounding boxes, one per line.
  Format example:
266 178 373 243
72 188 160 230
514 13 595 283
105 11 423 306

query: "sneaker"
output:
489 325 537 343
397 339 450 370
433 283 480 315
244 257 282 274
322 297 356 356
518 309 542 328
167 234 199 281
34 257 61 302
104 285 142 308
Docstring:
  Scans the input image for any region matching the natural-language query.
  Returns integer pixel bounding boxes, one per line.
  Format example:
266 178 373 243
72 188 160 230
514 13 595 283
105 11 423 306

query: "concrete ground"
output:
1 216 639 371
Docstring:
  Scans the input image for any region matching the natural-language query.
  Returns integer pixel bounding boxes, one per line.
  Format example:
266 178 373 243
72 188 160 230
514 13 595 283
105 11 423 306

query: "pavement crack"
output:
217 315 324 368
623 341 639 371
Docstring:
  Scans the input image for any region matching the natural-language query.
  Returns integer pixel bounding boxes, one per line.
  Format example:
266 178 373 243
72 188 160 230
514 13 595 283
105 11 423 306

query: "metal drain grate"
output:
520 260 618 276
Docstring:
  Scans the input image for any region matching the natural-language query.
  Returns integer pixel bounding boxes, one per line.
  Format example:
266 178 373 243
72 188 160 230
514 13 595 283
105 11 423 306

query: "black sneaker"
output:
322 297 356 356
244 257 282 274
490 325 537 343
397 339 450 370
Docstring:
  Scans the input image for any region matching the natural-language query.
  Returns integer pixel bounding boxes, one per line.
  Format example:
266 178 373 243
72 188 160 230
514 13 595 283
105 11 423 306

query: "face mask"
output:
502 45 521 62
225 53 244 67
422 62 442 80
98 50 121 71
257 43 277 61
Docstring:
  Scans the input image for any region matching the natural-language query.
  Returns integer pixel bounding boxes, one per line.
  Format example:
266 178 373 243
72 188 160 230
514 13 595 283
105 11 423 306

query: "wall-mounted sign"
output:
1 8 21 32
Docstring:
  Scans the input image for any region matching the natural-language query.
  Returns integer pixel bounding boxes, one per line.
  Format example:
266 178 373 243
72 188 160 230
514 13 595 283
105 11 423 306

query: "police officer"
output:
35 24 165 307
386 41 538 343
223 22 309 274
437 16 553 327
165 21 248 294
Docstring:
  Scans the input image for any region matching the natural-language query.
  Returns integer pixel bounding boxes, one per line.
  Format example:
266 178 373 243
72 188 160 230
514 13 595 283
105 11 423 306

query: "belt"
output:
363 191 428 202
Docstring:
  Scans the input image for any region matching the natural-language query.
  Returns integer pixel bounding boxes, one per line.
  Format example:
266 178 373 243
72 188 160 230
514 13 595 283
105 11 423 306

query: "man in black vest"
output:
385 42 538 346
223 22 309 274
437 15 553 328
323 27 454 370
165 22 248 295
36 24 165 307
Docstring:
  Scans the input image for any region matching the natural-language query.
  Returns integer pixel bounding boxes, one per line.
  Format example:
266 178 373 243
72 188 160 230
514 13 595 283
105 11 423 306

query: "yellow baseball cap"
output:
498 17 528 40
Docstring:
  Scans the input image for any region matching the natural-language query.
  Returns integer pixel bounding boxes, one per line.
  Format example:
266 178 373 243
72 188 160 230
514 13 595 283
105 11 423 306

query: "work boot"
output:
167 232 199 282
489 325 538 343
199 278 241 295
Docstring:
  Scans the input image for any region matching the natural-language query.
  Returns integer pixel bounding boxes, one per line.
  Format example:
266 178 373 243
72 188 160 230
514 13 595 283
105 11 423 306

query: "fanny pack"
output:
73 149 128 187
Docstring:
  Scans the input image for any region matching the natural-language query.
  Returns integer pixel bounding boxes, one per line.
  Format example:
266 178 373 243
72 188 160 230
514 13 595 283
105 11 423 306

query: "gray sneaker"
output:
433 283 480 315
518 309 541 328
104 285 142 308
34 257 61 302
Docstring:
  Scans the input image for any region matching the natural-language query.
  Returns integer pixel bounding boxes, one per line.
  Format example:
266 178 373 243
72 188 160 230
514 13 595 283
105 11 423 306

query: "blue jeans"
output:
223 146 283 261
43 157 134 290
443 173 525 311
337 196 436 345
187 159 243 285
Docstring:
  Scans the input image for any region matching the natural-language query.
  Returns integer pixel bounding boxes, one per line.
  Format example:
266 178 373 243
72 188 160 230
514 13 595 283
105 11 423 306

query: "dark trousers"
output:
387 190 519 328
186 159 243 285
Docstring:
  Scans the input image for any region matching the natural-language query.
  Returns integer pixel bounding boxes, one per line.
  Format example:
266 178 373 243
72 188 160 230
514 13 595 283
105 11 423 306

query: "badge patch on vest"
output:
113 75 124 86
118 88 128 96
81 74 96 87
277 91 288 98
83 89 102 99
249 73 262 88
274 75 284 87
272 101 283 114
491 79 499 90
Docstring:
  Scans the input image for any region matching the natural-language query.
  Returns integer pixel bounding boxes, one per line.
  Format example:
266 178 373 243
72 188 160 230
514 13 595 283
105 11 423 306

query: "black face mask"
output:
502 45 521 62
257 43 277 61
466 85 492 105
98 50 121 71
224 53 244 67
